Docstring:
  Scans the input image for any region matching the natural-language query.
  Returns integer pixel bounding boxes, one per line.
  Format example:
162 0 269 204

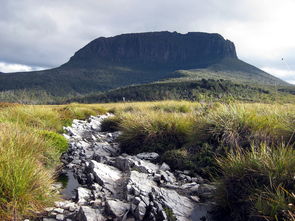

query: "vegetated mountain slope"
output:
0 31 289 102
170 58 288 86
69 79 295 104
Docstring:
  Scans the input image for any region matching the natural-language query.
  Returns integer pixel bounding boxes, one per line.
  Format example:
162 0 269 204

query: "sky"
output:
0 0 294 84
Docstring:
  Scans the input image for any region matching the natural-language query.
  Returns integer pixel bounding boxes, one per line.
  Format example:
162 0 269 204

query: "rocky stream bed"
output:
37 114 216 221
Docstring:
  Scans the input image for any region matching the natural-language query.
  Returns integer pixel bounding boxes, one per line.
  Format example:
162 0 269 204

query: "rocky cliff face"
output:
65 31 237 70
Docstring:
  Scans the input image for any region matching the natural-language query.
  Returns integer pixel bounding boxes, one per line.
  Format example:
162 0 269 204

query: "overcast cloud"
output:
0 0 294 83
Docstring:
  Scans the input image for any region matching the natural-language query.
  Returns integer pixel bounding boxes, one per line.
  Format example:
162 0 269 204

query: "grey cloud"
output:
0 0 294 84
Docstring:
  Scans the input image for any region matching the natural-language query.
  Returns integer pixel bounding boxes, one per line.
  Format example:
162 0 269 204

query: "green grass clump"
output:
151 103 192 113
0 124 57 220
164 207 177 221
190 103 295 150
118 111 194 154
0 105 62 131
215 144 295 221
38 130 68 154
100 116 122 132
162 149 193 171
55 104 107 127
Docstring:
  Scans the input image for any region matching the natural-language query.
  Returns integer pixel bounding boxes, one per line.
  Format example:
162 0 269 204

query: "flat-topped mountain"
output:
64 32 237 70
0 31 291 103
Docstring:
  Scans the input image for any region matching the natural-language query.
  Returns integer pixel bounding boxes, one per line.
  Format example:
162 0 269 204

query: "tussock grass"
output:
0 103 107 220
97 101 295 220
215 144 295 221
118 110 194 153
0 124 57 220
0 100 294 220
100 116 122 132
190 103 295 149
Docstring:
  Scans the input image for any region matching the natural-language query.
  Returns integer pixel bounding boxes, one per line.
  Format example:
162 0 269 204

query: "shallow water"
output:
58 171 80 200
191 204 213 221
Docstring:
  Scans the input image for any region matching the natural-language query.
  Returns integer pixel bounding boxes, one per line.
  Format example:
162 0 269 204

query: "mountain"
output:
0 31 291 103
63 31 237 70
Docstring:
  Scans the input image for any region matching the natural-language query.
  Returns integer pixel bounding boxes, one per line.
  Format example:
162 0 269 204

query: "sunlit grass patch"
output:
0 123 57 220
118 110 194 153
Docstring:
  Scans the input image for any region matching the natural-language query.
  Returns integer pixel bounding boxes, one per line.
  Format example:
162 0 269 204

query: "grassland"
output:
0 103 107 220
0 101 294 220
100 101 295 220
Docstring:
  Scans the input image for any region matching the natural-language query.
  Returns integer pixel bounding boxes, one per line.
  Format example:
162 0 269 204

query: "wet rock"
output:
76 206 105 221
56 214 64 221
196 184 217 199
114 156 130 172
159 170 176 183
76 187 92 204
127 156 159 174
159 162 170 171
43 218 57 221
53 208 64 214
93 142 119 157
134 201 146 220
42 114 214 221
105 199 130 218
128 171 157 196
180 182 199 190
136 152 159 161
190 196 200 202
152 187 195 221
90 160 122 194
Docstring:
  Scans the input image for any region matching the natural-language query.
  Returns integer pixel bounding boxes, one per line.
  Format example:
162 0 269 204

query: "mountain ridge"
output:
0 31 291 103
62 31 237 70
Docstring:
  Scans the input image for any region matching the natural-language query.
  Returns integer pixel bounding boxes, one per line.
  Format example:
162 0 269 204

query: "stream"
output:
41 114 215 221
